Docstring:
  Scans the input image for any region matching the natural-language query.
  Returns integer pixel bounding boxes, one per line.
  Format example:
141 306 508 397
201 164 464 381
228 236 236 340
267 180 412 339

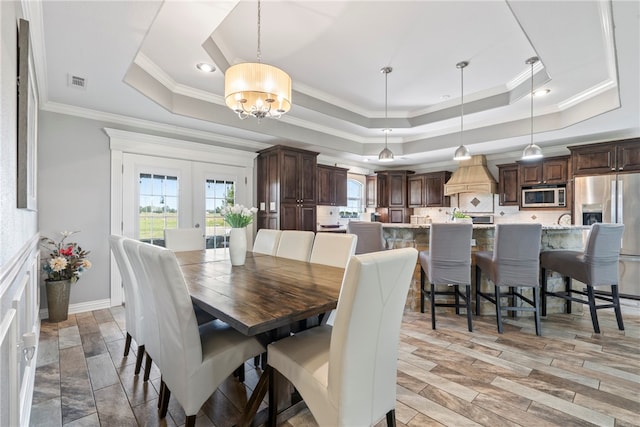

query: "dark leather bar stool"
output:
420 223 473 331
475 224 543 336
540 223 625 333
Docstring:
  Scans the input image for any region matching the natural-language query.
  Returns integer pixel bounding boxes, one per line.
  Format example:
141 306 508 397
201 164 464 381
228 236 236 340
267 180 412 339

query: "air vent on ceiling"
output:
68 74 87 90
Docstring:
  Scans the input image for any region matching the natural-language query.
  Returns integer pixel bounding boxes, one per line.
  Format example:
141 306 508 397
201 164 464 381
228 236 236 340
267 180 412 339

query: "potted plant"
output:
41 231 91 322
451 208 472 224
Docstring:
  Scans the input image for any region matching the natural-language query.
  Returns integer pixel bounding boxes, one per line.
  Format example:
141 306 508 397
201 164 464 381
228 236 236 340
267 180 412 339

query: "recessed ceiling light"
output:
441 95 451 100
533 89 550 97
196 63 216 73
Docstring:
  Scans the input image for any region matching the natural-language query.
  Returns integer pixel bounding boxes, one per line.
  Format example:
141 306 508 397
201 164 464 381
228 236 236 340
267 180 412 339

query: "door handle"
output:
194 223 200 228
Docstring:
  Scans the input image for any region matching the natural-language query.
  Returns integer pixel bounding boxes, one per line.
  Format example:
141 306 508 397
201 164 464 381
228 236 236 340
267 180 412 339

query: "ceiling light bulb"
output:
533 89 550 97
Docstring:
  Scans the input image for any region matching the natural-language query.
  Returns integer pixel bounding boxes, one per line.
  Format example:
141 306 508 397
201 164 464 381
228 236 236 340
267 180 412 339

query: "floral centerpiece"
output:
221 204 258 228
41 231 92 283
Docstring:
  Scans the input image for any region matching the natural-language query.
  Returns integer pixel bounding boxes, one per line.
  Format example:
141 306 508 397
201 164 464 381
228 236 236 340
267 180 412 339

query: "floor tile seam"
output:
572 390 640 425
491 376 615 427
447 343 532 377
582 360 640 383
550 359 640 390
470 339 555 366
396 359 479 403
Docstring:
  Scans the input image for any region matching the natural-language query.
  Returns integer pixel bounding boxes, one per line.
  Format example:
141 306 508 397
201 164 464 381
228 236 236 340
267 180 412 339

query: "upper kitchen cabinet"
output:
369 170 413 208
518 156 569 186
256 146 318 231
497 164 519 206
317 165 348 206
570 138 640 176
408 171 451 207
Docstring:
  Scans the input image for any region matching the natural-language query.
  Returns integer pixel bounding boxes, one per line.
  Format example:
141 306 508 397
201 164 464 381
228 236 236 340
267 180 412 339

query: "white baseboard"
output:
39 298 113 319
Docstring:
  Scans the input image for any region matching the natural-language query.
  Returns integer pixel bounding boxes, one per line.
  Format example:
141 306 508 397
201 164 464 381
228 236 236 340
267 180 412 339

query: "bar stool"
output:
419 223 473 331
475 224 543 336
540 223 625 333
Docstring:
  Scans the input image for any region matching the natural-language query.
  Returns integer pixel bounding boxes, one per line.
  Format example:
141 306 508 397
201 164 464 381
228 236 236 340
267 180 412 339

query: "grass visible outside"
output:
139 213 226 240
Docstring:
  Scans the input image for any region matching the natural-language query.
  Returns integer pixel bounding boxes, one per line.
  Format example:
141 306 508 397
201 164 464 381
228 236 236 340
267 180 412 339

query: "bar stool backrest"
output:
492 224 542 287
346 221 386 254
427 223 472 285
583 223 624 285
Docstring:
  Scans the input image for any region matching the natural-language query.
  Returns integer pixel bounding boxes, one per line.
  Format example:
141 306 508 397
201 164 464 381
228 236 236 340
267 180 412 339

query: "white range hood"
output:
444 155 497 196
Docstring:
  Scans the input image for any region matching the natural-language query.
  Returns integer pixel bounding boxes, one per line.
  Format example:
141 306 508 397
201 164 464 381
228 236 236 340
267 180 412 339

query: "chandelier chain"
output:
256 0 262 63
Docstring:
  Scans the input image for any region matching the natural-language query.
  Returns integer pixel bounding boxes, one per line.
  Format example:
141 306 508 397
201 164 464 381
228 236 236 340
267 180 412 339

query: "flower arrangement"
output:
41 231 91 283
221 204 258 228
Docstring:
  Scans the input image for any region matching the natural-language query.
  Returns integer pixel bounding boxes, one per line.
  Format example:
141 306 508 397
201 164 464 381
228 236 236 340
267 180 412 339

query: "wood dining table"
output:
174 249 346 426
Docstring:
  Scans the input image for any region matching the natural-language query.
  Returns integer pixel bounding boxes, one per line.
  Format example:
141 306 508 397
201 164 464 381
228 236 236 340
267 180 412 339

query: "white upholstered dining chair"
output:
164 228 205 251
309 233 358 268
267 247 418 427
252 229 283 255
137 242 266 427
275 230 315 261
109 235 146 376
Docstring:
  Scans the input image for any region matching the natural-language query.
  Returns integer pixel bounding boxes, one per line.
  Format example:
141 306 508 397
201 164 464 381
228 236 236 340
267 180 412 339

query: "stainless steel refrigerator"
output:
574 174 640 299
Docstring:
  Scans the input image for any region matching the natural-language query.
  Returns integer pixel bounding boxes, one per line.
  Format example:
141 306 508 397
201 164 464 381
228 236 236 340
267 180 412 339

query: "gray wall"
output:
38 111 111 305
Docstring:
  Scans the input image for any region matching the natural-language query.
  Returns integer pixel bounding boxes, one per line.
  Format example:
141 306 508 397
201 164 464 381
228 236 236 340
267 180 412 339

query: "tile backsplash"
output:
316 205 361 226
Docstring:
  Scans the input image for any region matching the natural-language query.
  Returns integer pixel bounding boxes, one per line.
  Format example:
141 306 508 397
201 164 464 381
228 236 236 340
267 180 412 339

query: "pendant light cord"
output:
384 68 388 148
530 59 534 145
460 64 464 144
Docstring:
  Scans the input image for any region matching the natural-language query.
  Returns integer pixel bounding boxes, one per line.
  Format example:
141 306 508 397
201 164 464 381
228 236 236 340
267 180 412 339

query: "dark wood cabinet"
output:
519 156 569 186
256 146 318 232
408 171 451 207
497 164 519 206
317 165 348 206
570 138 640 175
370 170 412 208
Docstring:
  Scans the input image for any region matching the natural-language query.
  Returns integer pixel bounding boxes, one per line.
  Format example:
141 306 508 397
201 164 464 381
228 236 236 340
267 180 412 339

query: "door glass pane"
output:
205 179 235 249
138 173 179 246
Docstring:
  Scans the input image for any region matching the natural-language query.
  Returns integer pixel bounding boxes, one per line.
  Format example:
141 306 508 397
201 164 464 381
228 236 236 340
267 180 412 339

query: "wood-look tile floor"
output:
31 302 640 427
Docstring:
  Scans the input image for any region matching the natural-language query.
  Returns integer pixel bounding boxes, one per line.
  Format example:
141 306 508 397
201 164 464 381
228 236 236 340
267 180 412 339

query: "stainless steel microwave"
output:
521 186 566 208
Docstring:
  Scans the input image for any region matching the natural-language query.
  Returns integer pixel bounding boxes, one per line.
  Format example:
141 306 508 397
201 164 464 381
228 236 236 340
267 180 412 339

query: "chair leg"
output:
123 332 132 357
268 367 277 427
565 276 572 314
465 284 473 332
254 355 260 367
386 409 397 427
420 267 426 313
158 379 165 409
234 364 245 383
540 267 547 316
134 345 145 375
495 285 503 334
611 284 625 331
159 382 171 418
533 286 542 337
586 286 601 334
185 415 196 427
509 286 517 319
143 352 153 382
475 265 482 315
430 283 436 330
454 285 461 315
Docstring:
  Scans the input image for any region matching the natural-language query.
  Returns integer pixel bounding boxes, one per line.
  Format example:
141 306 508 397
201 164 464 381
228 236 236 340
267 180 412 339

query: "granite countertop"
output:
380 223 589 230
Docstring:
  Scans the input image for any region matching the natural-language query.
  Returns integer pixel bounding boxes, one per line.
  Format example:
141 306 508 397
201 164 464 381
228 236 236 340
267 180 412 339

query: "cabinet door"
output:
542 158 567 184
377 174 389 207
498 165 519 206
571 145 616 176
280 204 298 230
388 208 406 223
388 173 406 207
299 205 317 232
317 167 333 205
618 142 640 173
334 169 348 206
281 151 300 204
520 163 543 185
366 175 377 207
425 175 445 206
299 153 317 204
408 176 424 207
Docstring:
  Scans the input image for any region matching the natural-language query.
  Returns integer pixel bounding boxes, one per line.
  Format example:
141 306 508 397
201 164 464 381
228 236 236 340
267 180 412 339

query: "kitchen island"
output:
379 223 588 315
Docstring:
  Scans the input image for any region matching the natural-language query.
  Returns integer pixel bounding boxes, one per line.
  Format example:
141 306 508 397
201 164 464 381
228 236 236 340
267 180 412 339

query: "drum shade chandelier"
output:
522 56 544 160
378 67 394 162
453 61 471 161
224 0 292 121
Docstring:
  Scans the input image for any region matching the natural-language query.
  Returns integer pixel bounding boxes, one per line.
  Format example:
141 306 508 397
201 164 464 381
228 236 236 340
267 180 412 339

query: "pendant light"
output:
453 61 471 161
378 67 394 162
224 0 292 121
522 56 543 160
